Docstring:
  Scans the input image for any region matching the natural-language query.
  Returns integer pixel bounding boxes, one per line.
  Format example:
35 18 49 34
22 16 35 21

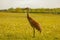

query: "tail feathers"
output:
37 28 42 33
36 27 42 33
40 30 41 33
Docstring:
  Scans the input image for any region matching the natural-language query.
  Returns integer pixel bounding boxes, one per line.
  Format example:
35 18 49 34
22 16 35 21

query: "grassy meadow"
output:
0 12 60 40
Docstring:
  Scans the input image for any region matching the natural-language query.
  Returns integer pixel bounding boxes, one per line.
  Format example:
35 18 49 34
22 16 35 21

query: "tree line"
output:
0 7 60 14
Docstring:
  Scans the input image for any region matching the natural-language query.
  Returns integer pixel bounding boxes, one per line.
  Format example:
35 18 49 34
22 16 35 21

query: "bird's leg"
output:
33 27 35 38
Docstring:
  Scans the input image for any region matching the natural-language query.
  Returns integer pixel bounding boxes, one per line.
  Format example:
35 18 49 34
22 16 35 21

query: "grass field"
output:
0 12 60 40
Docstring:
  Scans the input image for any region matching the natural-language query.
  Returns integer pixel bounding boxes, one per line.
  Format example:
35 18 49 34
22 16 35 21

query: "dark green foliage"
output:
0 8 60 14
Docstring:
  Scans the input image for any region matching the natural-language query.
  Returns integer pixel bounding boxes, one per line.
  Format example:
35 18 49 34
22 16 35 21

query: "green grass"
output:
0 12 60 40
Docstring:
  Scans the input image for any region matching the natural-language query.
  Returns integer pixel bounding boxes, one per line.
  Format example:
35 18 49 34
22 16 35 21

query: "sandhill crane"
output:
25 8 42 37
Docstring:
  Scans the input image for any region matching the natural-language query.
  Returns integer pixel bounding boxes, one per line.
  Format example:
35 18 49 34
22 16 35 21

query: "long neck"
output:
27 8 29 17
